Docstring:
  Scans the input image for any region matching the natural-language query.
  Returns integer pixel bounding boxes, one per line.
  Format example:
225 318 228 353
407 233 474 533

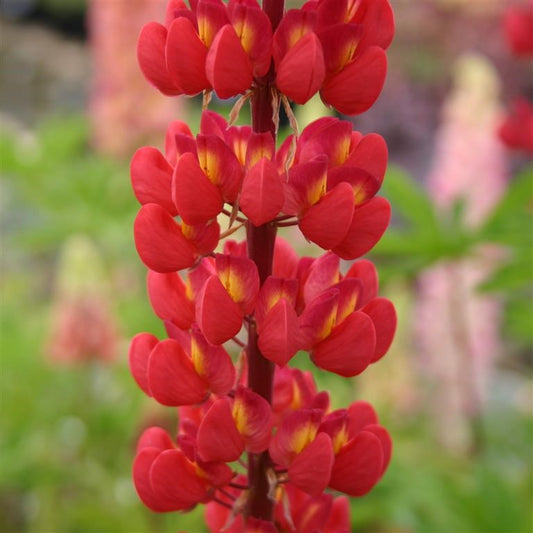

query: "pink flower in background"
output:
416 54 506 452
47 235 119 364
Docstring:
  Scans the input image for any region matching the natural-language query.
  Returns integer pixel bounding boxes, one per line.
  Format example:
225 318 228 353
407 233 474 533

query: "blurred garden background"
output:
0 0 532 531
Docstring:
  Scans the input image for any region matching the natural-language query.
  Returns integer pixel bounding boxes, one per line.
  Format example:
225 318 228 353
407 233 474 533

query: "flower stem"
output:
245 1 284 521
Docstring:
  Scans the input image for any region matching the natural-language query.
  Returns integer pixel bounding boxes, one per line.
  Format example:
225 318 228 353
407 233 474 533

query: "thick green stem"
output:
244 1 284 522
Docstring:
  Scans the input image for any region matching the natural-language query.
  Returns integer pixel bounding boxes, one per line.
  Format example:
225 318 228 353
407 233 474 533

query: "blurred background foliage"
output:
1 0 532 532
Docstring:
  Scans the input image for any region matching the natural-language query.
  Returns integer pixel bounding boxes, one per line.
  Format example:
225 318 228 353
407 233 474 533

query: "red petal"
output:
166 17 210 95
297 117 353 167
321 46 387 115
345 132 388 185
134 204 196 272
299 288 339 349
147 270 194 329
346 400 379 438
233 387 273 453
172 152 223 225
354 0 395 51
311 311 375 377
276 32 325 104
245 132 275 169
318 22 362 75
196 275 243 345
299 182 354 249
269 408 323 466
197 398 244 462
190 326 236 395
329 431 383 496
273 237 299 278
240 157 284 226
302 252 340 305
197 134 243 203
185 219 221 257
215 254 260 315
150 449 209 506
364 424 392 476
148 339 208 406
137 22 182 95
361 297 396 362
332 196 391 259
345 259 379 307
255 276 299 325
324 496 351 533
130 147 177 215
164 120 195 166
258 299 301 366
196 0 229 47
205 24 254 99
326 166 380 205
272 8 317 65
288 432 334 496
133 448 178 512
136 427 174 453
128 333 158 397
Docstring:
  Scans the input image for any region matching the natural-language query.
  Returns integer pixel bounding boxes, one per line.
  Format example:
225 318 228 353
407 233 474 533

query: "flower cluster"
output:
132 113 391 273
129 0 396 529
138 0 394 114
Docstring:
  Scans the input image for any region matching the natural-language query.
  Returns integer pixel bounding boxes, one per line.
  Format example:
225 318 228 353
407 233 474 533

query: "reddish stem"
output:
244 0 284 522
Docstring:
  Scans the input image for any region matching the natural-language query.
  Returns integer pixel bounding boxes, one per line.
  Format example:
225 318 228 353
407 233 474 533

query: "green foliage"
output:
374 163 533 350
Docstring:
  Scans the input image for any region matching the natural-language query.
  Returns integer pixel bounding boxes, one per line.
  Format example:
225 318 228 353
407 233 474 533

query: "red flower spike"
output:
197 398 245 462
172 152 224 225
137 22 182 96
197 134 243 202
257 298 301 366
147 339 208 406
276 32 326 104
130 147 177 216
150 449 211 506
329 430 384 496
134 204 196 273
128 333 158 397
196 275 243 345
311 311 376 377
321 45 387 115
166 17 210 95
229 2 273 78
147 270 195 330
287 432 334 495
215 253 260 315
240 157 285 227
299 182 354 249
190 326 236 395
206 24 254 99
302 252 340 305
232 386 273 453
332 196 391 260
345 259 379 308
361 297 396 362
